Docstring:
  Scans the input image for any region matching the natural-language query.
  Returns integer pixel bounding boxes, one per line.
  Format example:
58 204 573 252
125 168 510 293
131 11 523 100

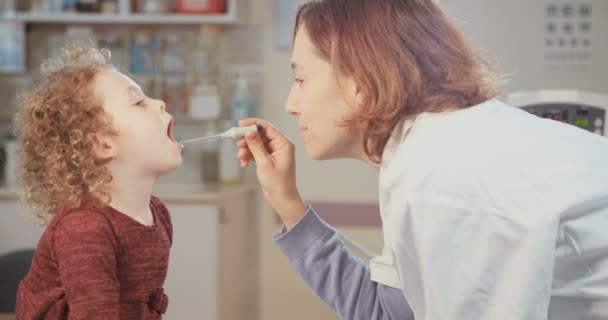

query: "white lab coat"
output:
370 99 608 319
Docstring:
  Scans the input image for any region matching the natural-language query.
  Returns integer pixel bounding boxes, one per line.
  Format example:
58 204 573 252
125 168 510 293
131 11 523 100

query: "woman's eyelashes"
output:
294 78 304 86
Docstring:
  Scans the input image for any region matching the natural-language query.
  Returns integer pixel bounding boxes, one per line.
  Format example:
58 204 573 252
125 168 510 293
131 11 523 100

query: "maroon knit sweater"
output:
16 196 172 319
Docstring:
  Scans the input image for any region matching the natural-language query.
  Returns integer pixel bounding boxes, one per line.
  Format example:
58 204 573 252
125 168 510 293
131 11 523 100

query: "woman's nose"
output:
285 90 300 115
285 103 299 115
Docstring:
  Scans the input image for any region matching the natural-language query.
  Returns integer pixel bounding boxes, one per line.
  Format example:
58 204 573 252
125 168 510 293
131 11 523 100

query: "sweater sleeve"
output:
52 210 120 320
274 206 414 320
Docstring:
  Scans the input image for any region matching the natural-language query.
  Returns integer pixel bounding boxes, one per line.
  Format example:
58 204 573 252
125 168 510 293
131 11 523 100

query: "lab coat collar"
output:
381 117 415 168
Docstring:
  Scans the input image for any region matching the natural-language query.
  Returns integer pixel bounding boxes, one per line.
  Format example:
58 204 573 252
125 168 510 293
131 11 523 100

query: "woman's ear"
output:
354 83 366 107
343 75 366 108
89 134 117 160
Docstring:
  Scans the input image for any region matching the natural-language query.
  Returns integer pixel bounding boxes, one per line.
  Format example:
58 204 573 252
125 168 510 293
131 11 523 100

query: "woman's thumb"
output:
245 132 270 165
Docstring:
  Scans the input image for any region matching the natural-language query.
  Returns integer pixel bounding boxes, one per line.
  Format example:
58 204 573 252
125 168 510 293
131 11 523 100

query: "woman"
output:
238 0 608 319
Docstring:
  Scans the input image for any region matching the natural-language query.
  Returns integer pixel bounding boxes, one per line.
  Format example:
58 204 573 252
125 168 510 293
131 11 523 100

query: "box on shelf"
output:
176 0 227 14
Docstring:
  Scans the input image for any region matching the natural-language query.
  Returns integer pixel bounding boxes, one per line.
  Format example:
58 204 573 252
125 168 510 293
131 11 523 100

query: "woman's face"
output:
286 26 365 161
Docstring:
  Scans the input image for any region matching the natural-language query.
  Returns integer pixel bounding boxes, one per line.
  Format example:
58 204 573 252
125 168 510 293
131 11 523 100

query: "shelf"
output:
12 12 238 25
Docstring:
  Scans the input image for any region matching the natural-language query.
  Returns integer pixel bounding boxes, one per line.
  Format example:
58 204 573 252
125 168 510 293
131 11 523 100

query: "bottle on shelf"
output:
219 120 241 185
140 0 168 14
76 0 100 12
63 0 77 12
188 84 221 121
229 72 255 125
100 0 117 14
0 17 25 73
2 133 19 190
129 31 157 76
176 0 227 14
200 124 220 185
1 0 16 14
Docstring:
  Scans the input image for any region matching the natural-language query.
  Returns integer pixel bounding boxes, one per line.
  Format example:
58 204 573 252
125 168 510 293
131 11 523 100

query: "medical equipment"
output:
507 90 608 137
179 124 260 146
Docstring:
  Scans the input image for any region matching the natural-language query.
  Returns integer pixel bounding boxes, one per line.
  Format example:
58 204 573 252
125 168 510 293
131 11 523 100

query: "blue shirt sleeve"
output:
274 206 414 320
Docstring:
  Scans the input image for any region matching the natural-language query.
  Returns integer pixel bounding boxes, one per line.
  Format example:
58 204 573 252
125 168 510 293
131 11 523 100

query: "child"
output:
14 42 183 319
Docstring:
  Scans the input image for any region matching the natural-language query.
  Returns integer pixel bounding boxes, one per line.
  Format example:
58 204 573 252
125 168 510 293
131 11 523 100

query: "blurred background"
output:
0 0 606 319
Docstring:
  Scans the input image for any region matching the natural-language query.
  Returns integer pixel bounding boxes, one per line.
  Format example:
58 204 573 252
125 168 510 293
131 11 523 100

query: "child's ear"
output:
90 134 117 160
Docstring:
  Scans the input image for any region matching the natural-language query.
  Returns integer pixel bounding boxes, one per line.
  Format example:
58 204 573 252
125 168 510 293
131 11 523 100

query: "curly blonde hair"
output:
15 42 117 224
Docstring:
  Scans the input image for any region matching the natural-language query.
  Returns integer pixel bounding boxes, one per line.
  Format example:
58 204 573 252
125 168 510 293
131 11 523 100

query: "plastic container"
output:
230 73 255 125
100 0 117 14
130 32 157 75
3 135 19 190
176 0 226 14
63 0 77 12
200 125 219 185
218 121 240 184
142 0 168 14
162 78 188 115
76 0 100 12
161 33 187 74
0 143 5 185
0 18 25 74
193 31 218 75
200 149 219 185
1 0 16 14
188 84 221 120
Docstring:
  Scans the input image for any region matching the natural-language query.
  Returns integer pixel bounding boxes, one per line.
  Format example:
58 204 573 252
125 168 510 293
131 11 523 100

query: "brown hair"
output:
294 0 504 162
14 42 116 224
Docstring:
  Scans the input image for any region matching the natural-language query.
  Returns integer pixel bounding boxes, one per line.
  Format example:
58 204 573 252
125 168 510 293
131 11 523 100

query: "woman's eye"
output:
294 79 304 86
135 100 145 106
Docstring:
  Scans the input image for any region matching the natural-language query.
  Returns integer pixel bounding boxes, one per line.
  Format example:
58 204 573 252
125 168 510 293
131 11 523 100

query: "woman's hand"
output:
237 118 306 229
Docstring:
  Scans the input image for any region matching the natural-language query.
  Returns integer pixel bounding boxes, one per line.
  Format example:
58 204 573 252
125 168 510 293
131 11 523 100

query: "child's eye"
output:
294 79 304 86
135 100 145 106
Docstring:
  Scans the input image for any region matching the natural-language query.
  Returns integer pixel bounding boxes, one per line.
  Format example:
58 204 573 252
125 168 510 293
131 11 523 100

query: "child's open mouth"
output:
167 117 176 142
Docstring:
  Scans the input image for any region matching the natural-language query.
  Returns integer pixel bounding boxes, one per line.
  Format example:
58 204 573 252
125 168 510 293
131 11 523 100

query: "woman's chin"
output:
306 145 333 161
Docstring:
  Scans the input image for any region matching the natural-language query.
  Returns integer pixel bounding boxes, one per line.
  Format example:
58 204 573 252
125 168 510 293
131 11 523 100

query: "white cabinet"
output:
163 203 219 320
0 200 42 256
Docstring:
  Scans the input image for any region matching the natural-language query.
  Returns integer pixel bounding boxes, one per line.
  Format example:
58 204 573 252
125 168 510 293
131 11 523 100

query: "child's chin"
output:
165 157 183 171
154 157 183 177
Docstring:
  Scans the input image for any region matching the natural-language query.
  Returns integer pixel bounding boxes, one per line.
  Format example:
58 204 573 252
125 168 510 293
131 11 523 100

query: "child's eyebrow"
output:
127 85 143 93
127 86 145 99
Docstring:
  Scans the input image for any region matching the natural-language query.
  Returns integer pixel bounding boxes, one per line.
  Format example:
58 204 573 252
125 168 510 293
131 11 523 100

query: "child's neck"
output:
108 167 156 223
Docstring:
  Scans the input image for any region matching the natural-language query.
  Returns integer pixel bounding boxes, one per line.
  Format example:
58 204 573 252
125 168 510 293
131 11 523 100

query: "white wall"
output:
440 0 608 96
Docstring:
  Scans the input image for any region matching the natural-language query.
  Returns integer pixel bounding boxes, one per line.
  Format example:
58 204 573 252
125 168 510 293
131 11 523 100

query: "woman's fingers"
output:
237 138 248 148
235 120 285 168
237 147 253 162
238 118 291 144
